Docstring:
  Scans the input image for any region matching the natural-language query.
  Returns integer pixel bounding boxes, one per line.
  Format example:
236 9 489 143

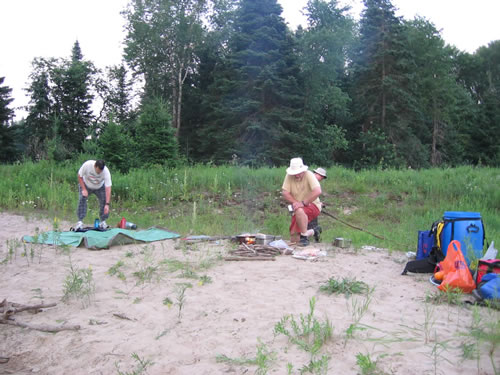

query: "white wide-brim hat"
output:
313 167 327 178
286 157 308 175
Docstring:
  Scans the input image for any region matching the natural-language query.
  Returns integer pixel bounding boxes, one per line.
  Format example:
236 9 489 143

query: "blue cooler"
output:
441 211 484 265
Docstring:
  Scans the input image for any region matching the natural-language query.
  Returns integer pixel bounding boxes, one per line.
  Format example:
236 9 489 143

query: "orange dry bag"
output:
437 240 476 293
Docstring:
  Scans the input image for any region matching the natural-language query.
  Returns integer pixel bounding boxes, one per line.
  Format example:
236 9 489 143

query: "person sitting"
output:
282 158 322 246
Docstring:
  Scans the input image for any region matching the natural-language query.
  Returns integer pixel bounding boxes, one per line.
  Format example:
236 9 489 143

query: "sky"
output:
1 0 499 121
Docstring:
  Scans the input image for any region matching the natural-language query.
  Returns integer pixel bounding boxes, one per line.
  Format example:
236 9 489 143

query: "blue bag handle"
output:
467 223 479 234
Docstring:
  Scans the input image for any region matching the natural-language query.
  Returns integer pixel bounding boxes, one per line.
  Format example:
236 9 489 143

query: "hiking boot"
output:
313 225 322 242
75 221 83 231
99 220 109 230
299 235 309 247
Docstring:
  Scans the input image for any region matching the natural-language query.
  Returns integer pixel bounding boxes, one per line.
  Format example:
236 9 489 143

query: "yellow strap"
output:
436 222 444 249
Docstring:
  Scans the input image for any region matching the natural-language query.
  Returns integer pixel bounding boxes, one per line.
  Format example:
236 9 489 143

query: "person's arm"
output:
78 174 88 197
302 186 321 206
104 186 112 215
282 189 298 205
282 189 309 210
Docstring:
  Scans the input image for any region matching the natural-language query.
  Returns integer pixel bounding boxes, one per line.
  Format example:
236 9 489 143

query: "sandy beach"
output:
0 212 498 374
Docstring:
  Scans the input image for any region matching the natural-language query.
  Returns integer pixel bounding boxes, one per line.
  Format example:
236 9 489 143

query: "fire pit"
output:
236 234 256 245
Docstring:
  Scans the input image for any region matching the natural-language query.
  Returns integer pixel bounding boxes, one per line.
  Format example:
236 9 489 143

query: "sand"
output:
0 212 498 375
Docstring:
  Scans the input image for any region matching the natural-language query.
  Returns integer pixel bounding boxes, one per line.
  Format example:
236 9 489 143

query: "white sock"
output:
301 229 314 237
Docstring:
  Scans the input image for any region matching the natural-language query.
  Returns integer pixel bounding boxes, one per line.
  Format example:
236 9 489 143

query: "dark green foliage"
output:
457 41 500 166
24 63 54 159
22 42 96 160
53 41 95 154
0 77 16 163
98 118 135 173
2 0 499 169
348 0 415 167
99 65 134 126
403 18 473 168
199 0 305 165
353 129 398 169
296 0 354 164
135 97 179 167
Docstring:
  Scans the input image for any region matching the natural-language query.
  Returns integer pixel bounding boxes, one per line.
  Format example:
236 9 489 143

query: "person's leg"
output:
290 206 320 245
95 185 109 222
76 185 88 222
308 217 321 242
307 217 318 230
295 208 310 235
289 215 300 243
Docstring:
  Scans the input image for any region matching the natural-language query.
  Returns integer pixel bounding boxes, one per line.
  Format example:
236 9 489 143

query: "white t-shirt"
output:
78 160 112 190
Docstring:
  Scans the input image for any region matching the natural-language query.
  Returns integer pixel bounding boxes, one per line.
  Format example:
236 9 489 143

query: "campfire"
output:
236 234 256 245
225 233 285 261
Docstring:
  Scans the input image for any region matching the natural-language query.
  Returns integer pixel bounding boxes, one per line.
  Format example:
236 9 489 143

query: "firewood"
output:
0 319 80 332
224 256 276 261
0 299 78 333
113 313 136 321
1 302 56 316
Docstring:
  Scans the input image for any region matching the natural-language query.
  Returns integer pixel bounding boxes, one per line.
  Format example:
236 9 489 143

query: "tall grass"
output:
0 160 498 252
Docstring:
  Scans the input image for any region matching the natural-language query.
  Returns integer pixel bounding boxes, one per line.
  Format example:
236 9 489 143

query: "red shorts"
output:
289 204 320 234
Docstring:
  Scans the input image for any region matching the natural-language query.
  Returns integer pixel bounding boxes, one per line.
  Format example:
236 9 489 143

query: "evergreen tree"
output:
106 65 133 125
297 0 354 165
98 117 135 173
50 41 95 155
0 77 16 163
135 97 179 166
180 0 238 162
403 18 462 167
64 41 94 152
349 0 414 167
201 0 304 165
24 58 55 159
457 41 500 165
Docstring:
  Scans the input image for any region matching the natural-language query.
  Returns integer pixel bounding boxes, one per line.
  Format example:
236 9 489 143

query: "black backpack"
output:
401 220 445 275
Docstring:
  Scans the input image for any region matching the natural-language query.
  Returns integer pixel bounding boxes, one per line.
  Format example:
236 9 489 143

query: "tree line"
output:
1 0 499 171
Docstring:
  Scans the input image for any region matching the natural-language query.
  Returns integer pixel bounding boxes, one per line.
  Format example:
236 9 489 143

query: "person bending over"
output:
282 158 322 246
75 160 112 230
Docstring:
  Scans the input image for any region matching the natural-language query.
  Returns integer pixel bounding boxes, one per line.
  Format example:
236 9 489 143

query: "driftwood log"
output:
224 243 282 261
224 256 276 261
0 299 80 333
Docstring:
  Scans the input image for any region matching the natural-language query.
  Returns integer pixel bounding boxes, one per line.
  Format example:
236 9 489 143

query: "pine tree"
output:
404 17 468 167
98 117 135 173
349 0 413 167
0 77 16 163
134 97 179 166
457 41 500 165
51 41 95 155
202 0 304 165
297 0 354 165
24 58 55 159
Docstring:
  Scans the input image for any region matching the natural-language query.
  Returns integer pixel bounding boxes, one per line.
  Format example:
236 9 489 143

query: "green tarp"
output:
22 227 180 250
